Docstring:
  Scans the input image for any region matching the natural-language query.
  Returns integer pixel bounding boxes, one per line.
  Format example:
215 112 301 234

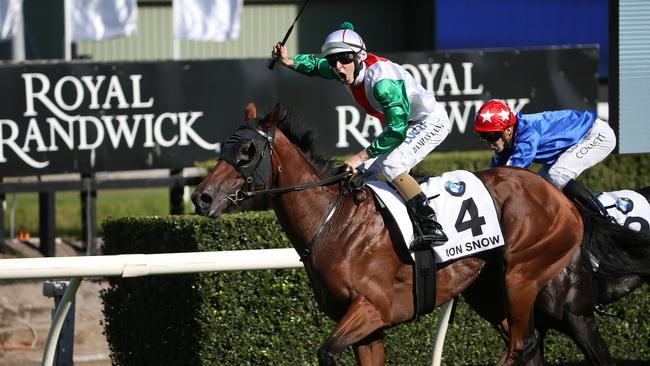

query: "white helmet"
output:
321 22 366 57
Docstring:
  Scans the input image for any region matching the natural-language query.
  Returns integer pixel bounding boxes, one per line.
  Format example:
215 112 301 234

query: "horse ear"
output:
244 102 257 121
260 103 282 129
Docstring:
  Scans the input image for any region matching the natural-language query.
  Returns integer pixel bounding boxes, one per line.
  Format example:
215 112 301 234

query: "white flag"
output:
72 0 137 41
0 0 22 40
174 0 243 42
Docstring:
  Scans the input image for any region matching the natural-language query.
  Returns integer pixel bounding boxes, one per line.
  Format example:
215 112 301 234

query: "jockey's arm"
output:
290 54 338 79
366 79 410 158
505 134 539 168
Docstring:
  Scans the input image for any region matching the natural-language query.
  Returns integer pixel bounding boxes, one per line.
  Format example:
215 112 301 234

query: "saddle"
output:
342 170 506 318
342 172 437 318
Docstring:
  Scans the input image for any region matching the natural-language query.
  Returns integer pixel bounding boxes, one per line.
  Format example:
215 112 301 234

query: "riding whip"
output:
268 0 311 70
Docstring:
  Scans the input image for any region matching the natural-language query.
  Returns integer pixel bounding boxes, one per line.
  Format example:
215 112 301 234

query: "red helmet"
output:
473 99 517 133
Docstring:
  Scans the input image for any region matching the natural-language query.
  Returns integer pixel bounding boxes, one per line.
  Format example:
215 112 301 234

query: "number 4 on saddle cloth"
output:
367 170 505 264
366 170 505 318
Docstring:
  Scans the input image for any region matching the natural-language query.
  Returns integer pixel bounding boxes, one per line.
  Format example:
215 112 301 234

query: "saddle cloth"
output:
598 190 650 234
367 170 505 263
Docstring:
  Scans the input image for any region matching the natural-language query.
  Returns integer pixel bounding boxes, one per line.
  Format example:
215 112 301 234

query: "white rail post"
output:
41 278 81 366
430 299 455 366
43 281 76 366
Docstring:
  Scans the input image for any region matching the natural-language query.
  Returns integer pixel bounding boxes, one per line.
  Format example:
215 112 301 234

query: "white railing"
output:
0 249 452 366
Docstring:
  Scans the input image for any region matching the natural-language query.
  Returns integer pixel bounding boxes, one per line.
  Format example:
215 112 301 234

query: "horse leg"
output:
564 314 615 366
317 296 387 366
498 280 543 366
353 330 385 365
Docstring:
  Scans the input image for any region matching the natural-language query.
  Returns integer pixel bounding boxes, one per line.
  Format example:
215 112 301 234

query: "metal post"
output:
43 280 78 366
170 169 184 215
0 177 5 249
80 174 97 255
38 191 56 257
429 299 455 366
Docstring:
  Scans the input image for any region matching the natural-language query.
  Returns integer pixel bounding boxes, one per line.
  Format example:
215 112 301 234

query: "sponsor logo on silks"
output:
616 197 634 214
444 181 466 197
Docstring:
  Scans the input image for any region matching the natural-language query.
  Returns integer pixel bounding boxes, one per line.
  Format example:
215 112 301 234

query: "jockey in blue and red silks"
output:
272 22 451 250
473 99 617 220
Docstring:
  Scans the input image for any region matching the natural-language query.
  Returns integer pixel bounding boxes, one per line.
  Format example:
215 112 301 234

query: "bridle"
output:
219 118 351 259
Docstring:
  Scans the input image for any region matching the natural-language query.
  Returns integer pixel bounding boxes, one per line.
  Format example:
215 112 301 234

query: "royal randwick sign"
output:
5 73 218 170
0 47 598 176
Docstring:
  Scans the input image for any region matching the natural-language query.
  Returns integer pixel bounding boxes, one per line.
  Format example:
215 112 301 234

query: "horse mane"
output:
276 110 338 177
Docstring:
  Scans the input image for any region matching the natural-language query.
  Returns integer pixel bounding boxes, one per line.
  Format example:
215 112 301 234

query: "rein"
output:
224 171 351 261
237 171 349 200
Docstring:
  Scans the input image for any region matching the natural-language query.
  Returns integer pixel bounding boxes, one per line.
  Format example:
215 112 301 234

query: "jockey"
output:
271 22 451 250
473 99 617 219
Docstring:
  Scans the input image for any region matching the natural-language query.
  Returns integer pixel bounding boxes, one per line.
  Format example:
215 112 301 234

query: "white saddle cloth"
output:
598 190 650 234
367 170 505 263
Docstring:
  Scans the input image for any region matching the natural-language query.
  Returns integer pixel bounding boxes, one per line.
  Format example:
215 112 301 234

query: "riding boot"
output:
562 179 616 223
406 192 448 251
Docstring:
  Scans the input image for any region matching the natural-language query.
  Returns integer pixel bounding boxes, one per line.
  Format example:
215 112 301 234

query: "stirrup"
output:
409 235 446 252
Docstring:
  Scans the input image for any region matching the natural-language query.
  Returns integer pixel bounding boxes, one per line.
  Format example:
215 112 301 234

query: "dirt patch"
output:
0 239 110 366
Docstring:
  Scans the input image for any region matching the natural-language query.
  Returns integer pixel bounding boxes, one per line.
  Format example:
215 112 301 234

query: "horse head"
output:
192 102 283 217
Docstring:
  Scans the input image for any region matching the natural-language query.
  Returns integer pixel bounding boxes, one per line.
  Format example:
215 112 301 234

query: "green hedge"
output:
101 213 649 365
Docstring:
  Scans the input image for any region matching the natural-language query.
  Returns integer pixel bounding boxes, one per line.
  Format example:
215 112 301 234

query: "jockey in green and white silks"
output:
272 22 451 250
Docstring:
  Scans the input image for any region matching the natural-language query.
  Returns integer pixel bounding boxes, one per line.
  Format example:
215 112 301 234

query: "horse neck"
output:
271 132 340 248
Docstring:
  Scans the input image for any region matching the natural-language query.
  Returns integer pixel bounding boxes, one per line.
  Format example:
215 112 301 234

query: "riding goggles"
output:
325 52 355 67
477 132 503 143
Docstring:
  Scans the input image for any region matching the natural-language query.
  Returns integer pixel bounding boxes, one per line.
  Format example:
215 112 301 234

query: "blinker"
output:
220 119 275 190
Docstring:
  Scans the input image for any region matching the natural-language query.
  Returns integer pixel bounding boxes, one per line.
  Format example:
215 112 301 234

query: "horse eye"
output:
235 141 256 165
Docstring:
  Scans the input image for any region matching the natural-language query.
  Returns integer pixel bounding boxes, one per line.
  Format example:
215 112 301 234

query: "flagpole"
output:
63 0 72 60
172 0 179 60
11 0 25 61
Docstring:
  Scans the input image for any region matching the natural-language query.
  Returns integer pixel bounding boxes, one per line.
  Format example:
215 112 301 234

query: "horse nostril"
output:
200 193 213 205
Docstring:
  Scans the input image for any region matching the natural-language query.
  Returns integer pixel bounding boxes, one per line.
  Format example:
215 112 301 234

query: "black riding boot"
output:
406 192 448 251
563 179 616 222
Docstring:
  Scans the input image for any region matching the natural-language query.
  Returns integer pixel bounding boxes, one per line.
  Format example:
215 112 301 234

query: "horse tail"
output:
579 208 650 278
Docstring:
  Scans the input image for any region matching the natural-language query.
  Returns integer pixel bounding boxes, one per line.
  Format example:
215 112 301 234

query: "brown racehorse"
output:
192 103 649 365
463 187 650 365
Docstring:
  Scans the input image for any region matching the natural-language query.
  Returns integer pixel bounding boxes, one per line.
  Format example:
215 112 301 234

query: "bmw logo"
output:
615 197 634 214
444 181 466 197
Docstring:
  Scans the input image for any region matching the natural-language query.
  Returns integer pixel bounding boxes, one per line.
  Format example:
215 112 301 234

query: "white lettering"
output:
436 63 461 96
178 111 219 150
461 63 483 95
102 76 129 109
130 75 154 108
137 114 156 148
47 117 75 151
22 73 75 121
81 75 106 109
102 115 140 149
0 119 49 168
78 116 105 150
54 76 84 111
336 106 374 148
154 112 178 147
22 118 47 152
